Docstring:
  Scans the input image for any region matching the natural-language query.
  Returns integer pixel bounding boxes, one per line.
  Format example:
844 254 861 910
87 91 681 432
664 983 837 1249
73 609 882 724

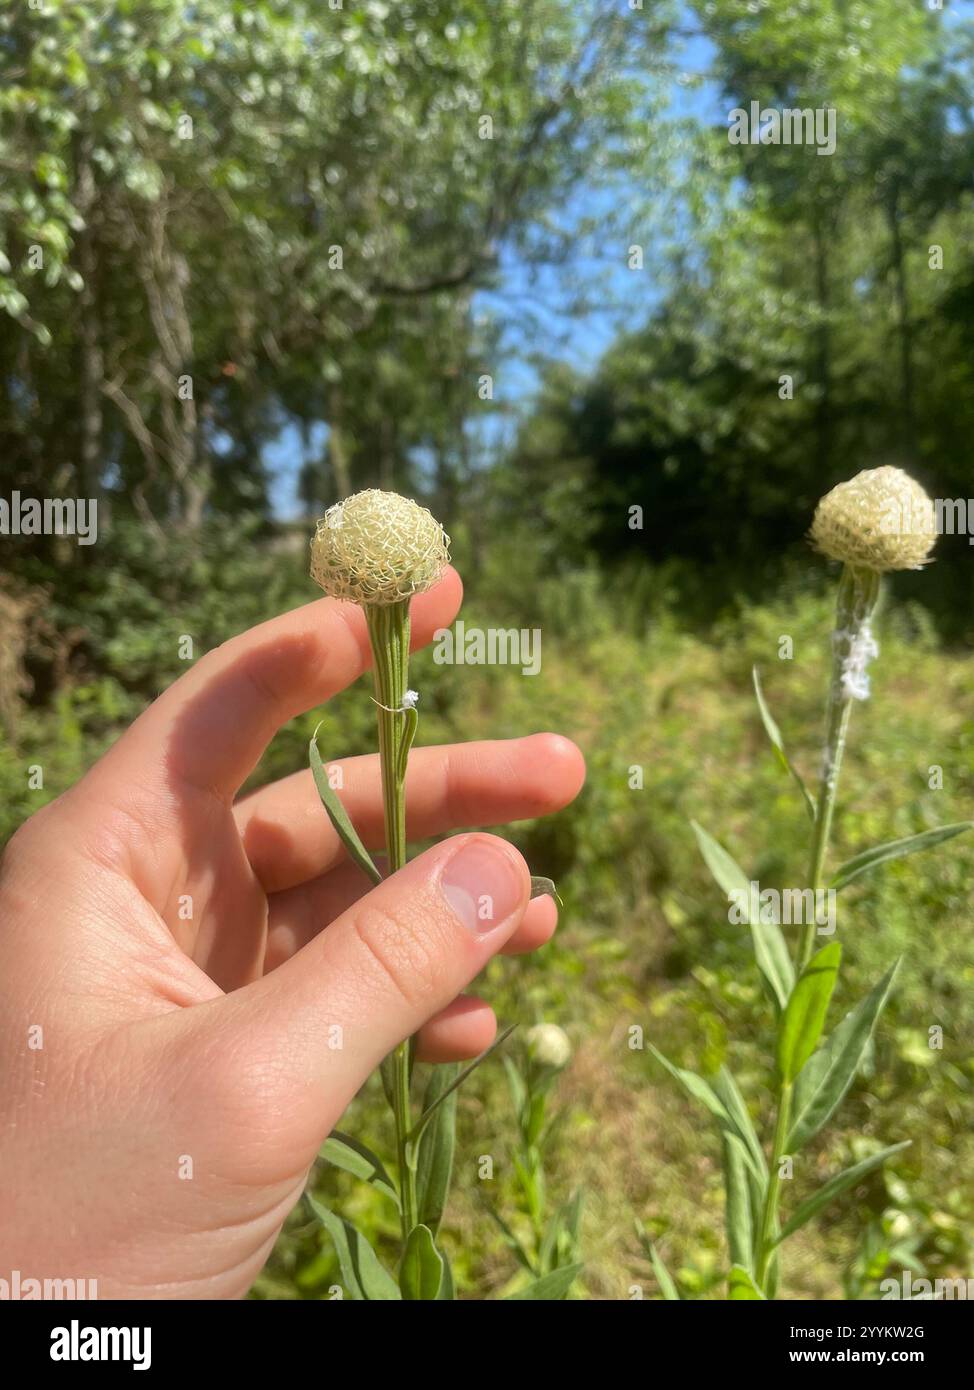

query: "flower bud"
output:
810 466 936 572
310 489 451 607
525 1023 572 1071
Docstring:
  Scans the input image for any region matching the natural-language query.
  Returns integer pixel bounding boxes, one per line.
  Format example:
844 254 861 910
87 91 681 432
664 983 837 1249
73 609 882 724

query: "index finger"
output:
84 567 463 806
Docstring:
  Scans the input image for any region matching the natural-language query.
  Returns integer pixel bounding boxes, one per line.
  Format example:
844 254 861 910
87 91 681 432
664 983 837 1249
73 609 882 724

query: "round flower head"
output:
810 466 936 572
525 1023 572 1071
310 489 450 606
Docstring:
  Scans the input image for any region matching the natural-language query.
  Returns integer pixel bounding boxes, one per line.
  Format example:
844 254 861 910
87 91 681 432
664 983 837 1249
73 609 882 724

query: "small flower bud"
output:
310 490 451 607
810 466 936 572
525 1023 572 1071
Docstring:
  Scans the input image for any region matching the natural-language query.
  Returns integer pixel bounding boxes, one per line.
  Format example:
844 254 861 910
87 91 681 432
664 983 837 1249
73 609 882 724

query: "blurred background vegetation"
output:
2 0 972 1298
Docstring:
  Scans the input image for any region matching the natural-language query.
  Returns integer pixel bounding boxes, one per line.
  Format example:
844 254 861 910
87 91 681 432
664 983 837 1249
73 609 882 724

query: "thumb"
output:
218 833 529 1113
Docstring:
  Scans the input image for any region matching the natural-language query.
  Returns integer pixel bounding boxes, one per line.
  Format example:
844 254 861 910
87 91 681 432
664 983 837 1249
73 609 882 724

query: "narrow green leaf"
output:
789 958 901 1152
562 1188 585 1248
713 1067 768 1183
539 1189 585 1273
399 1224 444 1301
774 1142 911 1246
691 820 795 1010
649 1046 733 1128
635 1223 681 1299
752 667 815 821
502 1054 528 1120
306 1194 400 1300
396 705 418 785
415 1063 459 1236
309 726 381 886
777 942 842 1084
722 1133 754 1272
830 823 973 891
407 1024 516 1147
729 1264 766 1300
320 1131 400 1210
649 1245 680 1301
654 1053 766 1212
379 1053 396 1109
530 875 564 908
503 1263 582 1300
481 1198 536 1274
436 1249 455 1301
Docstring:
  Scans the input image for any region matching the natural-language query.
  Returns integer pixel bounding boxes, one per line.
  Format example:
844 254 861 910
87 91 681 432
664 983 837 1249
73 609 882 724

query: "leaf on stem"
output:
399 1223 444 1301
306 1194 400 1300
407 1024 516 1150
691 820 795 1011
777 942 842 1084
752 666 816 821
649 1046 733 1128
829 823 974 892
729 1265 766 1300
309 725 382 886
788 957 901 1152
634 1225 681 1301
481 1197 536 1274
653 1052 767 1219
436 1249 456 1301
722 1133 755 1273
415 1063 459 1237
502 1263 582 1300
319 1131 400 1210
713 1066 768 1183
539 1189 585 1273
396 704 418 786
502 1053 528 1121
773 1141 911 1245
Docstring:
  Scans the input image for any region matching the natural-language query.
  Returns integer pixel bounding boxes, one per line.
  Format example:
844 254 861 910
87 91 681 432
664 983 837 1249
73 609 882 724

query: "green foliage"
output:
309 726 382 887
415 1065 459 1238
788 960 902 1153
775 1143 913 1248
691 820 795 1011
399 1225 444 1302
777 943 841 1085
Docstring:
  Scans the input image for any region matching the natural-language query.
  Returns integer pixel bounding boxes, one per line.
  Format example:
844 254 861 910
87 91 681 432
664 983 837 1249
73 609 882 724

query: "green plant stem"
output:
797 565 881 972
754 1081 792 1291
764 564 881 1296
365 601 416 1241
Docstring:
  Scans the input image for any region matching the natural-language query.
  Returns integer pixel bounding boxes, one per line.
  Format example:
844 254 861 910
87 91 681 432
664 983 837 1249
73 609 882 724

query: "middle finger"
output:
235 732 584 893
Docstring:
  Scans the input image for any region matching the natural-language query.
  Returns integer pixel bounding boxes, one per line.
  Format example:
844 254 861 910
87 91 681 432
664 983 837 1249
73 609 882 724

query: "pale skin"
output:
0 567 585 1298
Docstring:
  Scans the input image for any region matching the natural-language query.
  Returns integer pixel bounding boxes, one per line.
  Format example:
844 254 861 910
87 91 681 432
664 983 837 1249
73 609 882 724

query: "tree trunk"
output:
327 386 353 497
887 186 916 453
75 132 103 505
139 198 207 526
812 212 832 475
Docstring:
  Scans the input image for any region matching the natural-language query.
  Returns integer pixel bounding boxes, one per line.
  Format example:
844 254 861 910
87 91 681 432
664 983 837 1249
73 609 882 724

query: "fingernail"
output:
441 837 524 935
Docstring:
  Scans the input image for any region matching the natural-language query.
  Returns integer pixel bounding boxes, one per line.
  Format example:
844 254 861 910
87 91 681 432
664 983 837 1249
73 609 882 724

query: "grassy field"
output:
4 546 972 1299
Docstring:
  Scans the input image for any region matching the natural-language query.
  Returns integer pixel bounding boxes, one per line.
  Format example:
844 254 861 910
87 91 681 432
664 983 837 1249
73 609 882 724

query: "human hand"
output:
0 569 584 1298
